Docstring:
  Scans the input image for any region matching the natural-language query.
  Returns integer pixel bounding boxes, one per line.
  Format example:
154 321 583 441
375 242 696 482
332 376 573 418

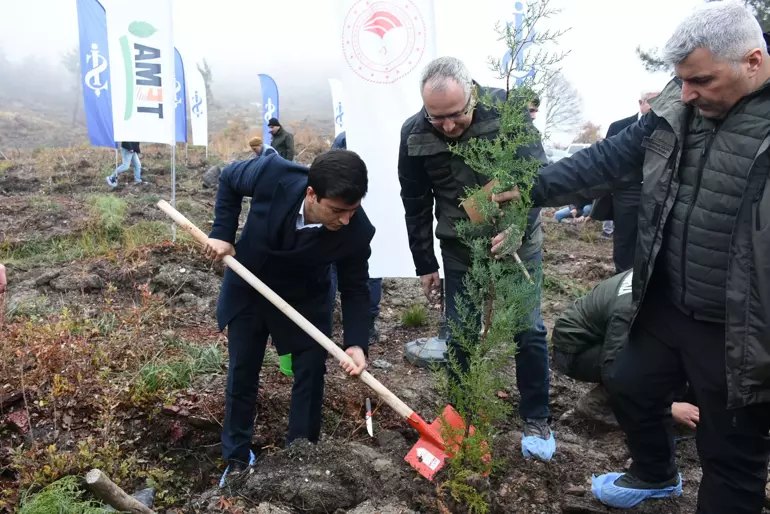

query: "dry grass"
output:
285 122 332 164
0 281 218 509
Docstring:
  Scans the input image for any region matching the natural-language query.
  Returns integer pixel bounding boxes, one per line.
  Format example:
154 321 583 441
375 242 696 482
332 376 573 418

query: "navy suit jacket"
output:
209 153 375 353
590 113 639 221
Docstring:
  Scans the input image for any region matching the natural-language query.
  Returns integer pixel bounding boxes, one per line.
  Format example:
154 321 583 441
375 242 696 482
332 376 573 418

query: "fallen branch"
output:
84 469 154 514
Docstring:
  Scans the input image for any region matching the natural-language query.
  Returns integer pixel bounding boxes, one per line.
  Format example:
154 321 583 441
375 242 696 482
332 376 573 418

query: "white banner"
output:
336 0 438 278
328 78 346 137
186 65 208 147
104 0 175 144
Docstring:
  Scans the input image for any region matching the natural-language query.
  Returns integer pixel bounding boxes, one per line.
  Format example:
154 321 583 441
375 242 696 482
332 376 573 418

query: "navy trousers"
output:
221 296 331 463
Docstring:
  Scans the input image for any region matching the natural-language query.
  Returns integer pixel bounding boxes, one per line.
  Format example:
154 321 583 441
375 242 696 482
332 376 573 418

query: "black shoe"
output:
614 472 680 490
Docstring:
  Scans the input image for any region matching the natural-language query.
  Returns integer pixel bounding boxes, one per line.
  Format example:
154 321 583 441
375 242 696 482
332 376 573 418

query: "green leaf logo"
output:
128 21 157 38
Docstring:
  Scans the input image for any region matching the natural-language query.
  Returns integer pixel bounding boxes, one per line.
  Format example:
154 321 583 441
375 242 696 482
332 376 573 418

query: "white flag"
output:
328 78 346 137
104 0 175 144
186 65 208 147
337 0 438 278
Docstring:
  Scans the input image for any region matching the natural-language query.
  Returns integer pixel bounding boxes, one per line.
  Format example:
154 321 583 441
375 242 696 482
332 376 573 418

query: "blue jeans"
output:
114 148 142 182
444 251 550 420
328 264 382 328
554 204 591 222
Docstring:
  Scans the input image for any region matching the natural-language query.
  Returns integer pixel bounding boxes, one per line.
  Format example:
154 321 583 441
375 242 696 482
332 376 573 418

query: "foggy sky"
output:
1 0 704 142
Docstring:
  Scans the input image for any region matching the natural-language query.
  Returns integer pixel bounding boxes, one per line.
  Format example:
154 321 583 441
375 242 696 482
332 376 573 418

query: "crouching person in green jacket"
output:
551 270 699 430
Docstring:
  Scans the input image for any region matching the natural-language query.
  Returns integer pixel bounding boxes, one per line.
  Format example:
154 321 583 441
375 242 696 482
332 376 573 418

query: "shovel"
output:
157 200 470 481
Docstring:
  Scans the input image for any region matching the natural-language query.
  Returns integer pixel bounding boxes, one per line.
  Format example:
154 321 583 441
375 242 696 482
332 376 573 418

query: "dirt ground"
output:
0 147 747 513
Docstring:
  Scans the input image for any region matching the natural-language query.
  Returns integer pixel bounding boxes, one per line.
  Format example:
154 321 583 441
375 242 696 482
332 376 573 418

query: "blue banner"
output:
76 0 116 148
501 1 536 85
258 74 279 145
174 48 188 143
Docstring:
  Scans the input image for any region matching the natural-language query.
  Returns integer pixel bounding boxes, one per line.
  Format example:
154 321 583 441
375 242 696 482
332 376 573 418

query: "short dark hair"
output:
530 96 541 109
308 150 368 204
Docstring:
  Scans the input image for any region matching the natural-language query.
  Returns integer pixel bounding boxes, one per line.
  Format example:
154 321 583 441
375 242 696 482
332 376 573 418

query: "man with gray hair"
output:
397 56 555 460
591 86 661 273
491 2 770 511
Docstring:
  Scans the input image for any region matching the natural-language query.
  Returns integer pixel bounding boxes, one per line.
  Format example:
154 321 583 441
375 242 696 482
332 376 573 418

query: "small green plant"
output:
28 196 63 212
18 476 103 514
543 274 590 299
435 1 568 510
132 342 224 402
86 194 127 232
401 304 428 327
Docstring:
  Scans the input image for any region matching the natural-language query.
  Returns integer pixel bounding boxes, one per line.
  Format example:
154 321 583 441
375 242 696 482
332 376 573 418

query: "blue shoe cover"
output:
219 450 256 488
521 431 556 461
591 472 682 508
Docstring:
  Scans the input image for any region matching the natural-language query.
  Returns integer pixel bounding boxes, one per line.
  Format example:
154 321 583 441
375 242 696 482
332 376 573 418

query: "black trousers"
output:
221 298 330 463
605 292 770 514
611 186 641 274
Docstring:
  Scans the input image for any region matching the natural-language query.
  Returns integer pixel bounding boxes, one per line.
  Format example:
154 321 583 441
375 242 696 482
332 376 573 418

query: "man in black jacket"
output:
398 56 554 460
268 118 295 161
491 4 770 511
205 150 372 485
591 88 660 273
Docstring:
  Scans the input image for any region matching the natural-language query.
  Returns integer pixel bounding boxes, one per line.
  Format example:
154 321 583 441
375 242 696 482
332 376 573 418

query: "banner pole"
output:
171 144 177 242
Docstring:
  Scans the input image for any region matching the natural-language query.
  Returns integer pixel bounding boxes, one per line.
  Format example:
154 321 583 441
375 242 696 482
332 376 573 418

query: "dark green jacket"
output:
398 85 547 275
271 128 295 161
531 78 770 409
552 271 633 383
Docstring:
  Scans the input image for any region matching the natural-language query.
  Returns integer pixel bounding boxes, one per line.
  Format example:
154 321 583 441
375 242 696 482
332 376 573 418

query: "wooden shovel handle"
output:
156 200 415 419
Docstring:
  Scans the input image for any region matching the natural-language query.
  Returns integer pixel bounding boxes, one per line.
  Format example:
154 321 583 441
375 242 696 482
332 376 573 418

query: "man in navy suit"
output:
590 88 661 273
205 150 373 484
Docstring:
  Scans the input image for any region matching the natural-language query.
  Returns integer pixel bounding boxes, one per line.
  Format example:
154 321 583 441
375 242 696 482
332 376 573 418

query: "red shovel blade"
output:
404 404 468 481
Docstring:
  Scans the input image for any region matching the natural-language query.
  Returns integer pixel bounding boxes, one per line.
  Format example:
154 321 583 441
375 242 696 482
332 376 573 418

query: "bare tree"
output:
197 59 216 108
61 47 81 127
573 121 603 144
542 72 582 134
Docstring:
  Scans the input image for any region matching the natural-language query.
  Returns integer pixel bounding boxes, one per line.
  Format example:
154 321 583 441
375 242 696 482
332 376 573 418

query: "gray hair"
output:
663 1 766 66
419 56 473 97
640 88 662 101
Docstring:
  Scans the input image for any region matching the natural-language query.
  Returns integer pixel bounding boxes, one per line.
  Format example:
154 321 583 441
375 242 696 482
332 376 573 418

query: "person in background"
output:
328 130 382 344
398 56 554 460
591 87 662 273
249 136 277 158
0 263 6 295
551 270 699 430
106 142 145 187
553 203 592 223
528 96 540 120
268 118 295 161
331 131 346 150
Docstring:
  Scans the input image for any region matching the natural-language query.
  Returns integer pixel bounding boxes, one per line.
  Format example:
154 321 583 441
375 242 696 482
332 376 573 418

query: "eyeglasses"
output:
424 91 476 125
